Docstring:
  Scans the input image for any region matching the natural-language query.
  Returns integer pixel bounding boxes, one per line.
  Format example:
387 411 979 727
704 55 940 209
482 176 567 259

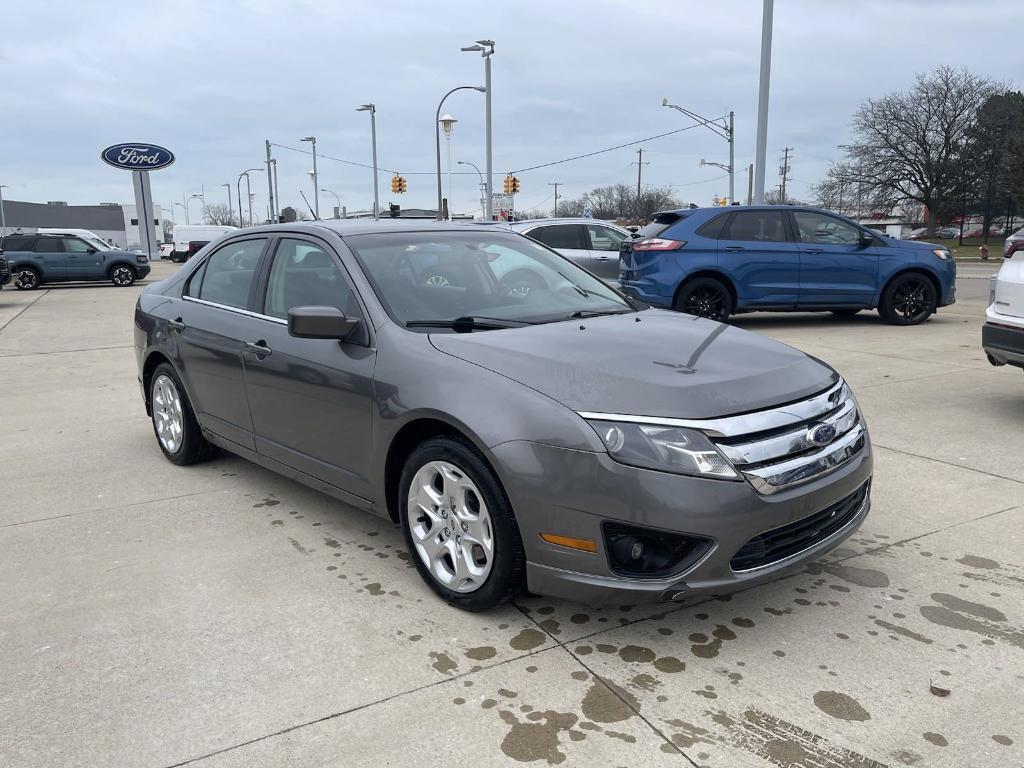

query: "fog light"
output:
604 522 712 579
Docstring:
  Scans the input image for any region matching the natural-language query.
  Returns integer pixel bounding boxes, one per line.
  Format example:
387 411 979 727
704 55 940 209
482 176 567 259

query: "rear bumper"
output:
983 320 1024 369
619 283 671 308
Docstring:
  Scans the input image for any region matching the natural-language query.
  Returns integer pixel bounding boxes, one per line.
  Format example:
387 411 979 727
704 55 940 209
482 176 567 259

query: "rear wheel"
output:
674 277 733 322
13 267 40 290
110 264 137 287
150 363 217 465
879 273 935 325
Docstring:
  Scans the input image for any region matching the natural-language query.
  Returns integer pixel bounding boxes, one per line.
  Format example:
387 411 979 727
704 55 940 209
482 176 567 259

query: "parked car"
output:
159 243 175 260
909 226 958 240
618 206 957 325
0 248 10 287
509 218 633 284
171 225 237 263
983 240 1024 373
0 233 150 289
135 220 872 610
1005 226 1024 260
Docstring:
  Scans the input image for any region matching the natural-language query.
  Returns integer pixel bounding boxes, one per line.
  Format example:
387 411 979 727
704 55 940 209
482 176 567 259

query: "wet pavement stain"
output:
287 537 309 554
509 628 546 651
824 563 890 588
465 646 497 661
569 613 590 625
364 582 385 596
497 708 579 765
428 651 457 674
920 595 1024 650
270 519 284 526
653 656 686 673
630 673 660 692
873 619 933 644
813 690 871 721
581 679 639 724
618 645 656 663
891 749 923 765
737 709 887 767
957 554 1000 569
931 592 1006 622
992 735 1013 746
923 732 948 747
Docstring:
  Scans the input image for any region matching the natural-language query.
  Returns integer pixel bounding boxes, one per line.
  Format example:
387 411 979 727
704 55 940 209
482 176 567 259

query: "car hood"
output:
429 310 838 419
900 238 946 250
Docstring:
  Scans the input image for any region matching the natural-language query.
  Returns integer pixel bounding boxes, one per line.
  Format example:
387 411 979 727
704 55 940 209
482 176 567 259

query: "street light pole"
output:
270 159 280 222
435 85 486 220
461 40 495 219
301 136 318 218
187 194 203 224
357 104 380 220
440 114 458 220
237 168 261 227
175 202 188 225
457 160 485 218
662 99 734 204
0 185 7 236
246 175 254 225
264 140 276 225
221 183 234 226
753 0 774 205
321 188 342 218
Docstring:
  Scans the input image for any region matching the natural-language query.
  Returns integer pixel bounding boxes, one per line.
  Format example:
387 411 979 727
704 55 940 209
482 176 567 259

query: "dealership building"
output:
0 199 163 251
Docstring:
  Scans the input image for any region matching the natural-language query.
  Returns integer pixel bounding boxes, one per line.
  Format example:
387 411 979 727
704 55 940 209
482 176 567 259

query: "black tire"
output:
149 362 217 466
674 276 733 322
830 308 861 317
13 266 41 290
500 269 547 298
879 273 936 325
110 264 137 287
398 437 525 611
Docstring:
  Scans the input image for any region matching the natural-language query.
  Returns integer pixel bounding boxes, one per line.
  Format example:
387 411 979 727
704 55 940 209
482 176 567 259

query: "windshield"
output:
86 237 112 251
345 230 633 328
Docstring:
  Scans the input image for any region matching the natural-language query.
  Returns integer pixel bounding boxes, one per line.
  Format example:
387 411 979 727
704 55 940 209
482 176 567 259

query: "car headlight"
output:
587 419 738 479
932 248 951 260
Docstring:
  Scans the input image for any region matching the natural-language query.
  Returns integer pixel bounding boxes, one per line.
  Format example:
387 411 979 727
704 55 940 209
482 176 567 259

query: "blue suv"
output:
618 206 957 325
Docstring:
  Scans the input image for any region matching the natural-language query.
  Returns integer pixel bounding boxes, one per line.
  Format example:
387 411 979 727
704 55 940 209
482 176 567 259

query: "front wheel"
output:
879 274 935 325
674 277 733 322
13 267 40 290
110 265 137 287
399 437 524 611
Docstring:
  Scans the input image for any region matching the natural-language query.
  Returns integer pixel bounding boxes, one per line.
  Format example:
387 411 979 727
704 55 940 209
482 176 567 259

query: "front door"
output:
716 209 799 306
62 236 107 278
790 210 878 306
242 236 375 500
176 236 269 450
584 224 627 280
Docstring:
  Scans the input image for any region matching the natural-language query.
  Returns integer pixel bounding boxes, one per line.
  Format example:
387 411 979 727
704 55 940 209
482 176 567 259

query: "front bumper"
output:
983 320 1024 369
488 435 872 605
137 263 152 279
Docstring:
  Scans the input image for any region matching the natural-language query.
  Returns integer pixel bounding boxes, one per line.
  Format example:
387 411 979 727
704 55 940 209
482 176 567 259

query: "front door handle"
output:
595 255 610 261
244 340 273 358
804 248 825 255
724 246 746 252
167 317 185 332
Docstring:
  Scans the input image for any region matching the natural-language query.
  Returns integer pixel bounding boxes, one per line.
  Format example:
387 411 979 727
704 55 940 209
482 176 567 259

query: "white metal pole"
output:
0 185 6 235
370 108 380 220
728 111 735 205
311 139 319 219
245 173 253 226
484 49 493 220
265 141 275 224
752 0 774 205
446 134 454 221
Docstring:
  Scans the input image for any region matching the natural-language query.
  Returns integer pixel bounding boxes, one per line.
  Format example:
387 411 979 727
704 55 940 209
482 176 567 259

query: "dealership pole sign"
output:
100 142 175 256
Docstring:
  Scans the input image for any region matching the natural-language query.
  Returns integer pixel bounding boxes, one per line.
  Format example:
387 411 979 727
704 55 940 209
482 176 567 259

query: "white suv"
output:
984 234 1024 373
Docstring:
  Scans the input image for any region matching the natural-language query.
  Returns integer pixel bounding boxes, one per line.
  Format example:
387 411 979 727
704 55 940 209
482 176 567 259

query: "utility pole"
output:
746 164 753 205
548 182 561 217
778 147 792 203
264 140 275 225
753 0 774 204
633 149 649 200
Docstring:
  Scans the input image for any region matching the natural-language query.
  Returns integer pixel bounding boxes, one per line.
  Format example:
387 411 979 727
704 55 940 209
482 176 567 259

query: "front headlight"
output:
587 419 738 479
932 248 951 260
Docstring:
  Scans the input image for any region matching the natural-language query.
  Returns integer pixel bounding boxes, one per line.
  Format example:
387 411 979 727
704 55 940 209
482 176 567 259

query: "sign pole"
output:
132 170 155 257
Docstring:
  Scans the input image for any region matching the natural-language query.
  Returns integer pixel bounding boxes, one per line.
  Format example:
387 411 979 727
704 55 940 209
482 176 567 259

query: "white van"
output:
171 225 237 262
38 228 116 252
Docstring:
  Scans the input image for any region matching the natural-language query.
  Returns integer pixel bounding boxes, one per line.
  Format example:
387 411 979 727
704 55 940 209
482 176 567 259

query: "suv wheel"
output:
150 363 217 465
399 437 524 611
13 267 40 290
675 277 733 322
110 265 137 287
879 273 935 325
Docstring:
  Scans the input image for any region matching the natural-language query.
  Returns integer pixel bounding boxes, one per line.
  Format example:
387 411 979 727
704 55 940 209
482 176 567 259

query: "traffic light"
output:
503 174 513 194
398 176 407 193
511 176 520 194
390 175 400 193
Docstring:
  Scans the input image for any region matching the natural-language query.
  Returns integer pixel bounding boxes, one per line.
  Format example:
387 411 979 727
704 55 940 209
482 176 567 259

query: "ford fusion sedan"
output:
619 206 956 325
134 220 872 610
1 233 150 289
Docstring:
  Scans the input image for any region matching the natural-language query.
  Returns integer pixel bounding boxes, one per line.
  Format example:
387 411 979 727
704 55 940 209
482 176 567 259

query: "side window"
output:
1 236 35 251
263 238 356 321
531 224 584 250
793 211 862 246
34 238 64 253
197 238 266 309
696 213 729 239
183 260 208 298
63 237 93 253
586 225 627 252
722 211 788 243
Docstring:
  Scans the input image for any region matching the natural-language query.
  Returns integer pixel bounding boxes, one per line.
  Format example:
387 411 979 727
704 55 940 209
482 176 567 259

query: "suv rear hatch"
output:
619 210 690 278
994 251 1024 319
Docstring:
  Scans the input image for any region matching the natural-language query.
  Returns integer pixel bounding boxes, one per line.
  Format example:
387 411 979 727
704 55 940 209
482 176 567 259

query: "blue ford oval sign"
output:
101 143 175 171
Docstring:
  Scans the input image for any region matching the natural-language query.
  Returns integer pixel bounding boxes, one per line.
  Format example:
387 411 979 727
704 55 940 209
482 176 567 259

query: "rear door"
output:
790 210 878 306
716 209 799 306
62 236 107 277
526 225 592 271
583 224 628 280
31 236 67 278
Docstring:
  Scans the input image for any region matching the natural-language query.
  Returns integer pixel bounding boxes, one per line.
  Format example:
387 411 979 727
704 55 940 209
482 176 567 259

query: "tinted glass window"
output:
34 238 64 253
637 212 686 238
722 211 788 243
0 236 35 251
263 238 355 321
197 238 265 309
696 213 729 239
531 225 584 250
793 211 862 245
183 260 208 298
586 225 627 252
63 237 93 253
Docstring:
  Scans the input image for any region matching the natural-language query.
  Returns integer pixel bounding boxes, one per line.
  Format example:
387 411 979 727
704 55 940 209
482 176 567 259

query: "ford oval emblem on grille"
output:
807 423 837 447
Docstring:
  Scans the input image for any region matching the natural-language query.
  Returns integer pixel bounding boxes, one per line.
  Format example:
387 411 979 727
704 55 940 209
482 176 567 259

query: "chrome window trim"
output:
182 295 288 325
578 379 845 438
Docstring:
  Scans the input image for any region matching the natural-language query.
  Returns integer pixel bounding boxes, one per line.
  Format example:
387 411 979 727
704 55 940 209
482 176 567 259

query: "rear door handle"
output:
595 255 610 261
244 340 273 358
804 248 825 254
724 246 746 252
167 317 185 332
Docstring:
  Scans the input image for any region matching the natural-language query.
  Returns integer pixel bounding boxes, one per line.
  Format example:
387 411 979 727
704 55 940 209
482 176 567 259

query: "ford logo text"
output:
101 143 175 171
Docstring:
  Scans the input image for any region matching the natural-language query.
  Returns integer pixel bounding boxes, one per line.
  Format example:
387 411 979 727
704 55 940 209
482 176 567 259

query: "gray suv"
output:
0 233 151 289
134 220 872 611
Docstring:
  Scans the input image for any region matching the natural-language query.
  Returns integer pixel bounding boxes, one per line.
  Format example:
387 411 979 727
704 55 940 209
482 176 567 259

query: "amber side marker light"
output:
540 534 597 553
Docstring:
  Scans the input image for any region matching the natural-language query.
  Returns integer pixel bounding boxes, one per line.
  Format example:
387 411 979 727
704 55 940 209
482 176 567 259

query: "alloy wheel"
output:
152 374 185 454
406 460 494 593
424 275 451 287
112 266 135 286
891 278 932 323
14 270 38 290
684 286 727 320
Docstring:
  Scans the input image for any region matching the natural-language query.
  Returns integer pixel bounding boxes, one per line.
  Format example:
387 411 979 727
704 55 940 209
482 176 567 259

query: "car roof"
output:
232 218 510 239
510 217 629 230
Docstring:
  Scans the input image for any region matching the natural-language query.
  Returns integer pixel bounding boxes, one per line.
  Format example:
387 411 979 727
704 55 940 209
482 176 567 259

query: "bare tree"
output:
555 197 585 217
967 91 1024 234
840 66 999 233
513 208 548 221
202 203 240 227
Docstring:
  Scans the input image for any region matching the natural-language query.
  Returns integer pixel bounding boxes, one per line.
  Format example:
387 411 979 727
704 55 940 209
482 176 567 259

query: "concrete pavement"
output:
0 260 1021 767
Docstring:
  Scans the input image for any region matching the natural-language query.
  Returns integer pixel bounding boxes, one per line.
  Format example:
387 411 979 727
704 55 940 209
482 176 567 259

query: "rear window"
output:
636 211 688 239
696 213 730 239
1 236 35 251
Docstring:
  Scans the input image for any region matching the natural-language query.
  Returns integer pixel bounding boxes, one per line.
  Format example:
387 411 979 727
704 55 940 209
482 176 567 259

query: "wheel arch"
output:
672 270 739 309
141 351 174 416
108 260 138 278
877 267 941 308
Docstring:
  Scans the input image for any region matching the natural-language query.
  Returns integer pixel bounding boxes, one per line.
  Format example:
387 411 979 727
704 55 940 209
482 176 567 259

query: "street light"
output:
321 188 342 218
663 98 735 205
461 40 495 219
0 185 8 236
269 159 280 222
440 114 458 220
356 104 380 220
457 160 485 219
300 136 318 218
435 85 485 220
221 183 234 227
174 201 188 225
237 168 262 227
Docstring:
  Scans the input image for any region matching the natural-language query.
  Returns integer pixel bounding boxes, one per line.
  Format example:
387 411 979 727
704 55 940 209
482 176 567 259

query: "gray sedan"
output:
134 220 871 610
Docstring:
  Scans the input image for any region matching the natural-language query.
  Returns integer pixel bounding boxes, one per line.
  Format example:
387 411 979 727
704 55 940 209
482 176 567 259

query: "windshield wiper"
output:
568 309 635 319
405 315 534 331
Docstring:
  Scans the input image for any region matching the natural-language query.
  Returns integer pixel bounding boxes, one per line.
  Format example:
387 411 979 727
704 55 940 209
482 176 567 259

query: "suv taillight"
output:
631 238 686 252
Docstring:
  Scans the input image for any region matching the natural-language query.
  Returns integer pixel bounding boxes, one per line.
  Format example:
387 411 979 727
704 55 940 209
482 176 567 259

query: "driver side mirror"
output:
86 247 98 254
858 232 874 248
288 306 360 341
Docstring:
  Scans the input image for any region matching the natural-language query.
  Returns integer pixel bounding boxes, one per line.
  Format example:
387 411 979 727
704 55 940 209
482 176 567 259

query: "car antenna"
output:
299 190 317 220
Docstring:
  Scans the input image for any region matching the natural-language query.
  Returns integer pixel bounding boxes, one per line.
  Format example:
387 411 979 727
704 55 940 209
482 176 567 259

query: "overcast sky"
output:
2 0 1022 220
